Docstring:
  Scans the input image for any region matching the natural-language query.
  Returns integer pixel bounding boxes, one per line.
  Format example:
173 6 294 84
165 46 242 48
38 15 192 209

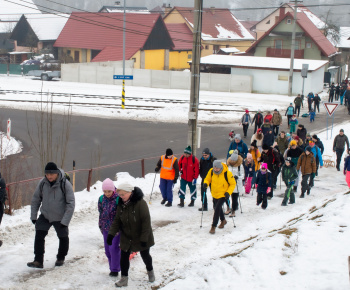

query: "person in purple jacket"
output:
98 178 121 277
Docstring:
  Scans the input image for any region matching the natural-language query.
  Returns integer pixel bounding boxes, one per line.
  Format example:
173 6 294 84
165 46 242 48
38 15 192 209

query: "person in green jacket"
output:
107 182 155 287
281 157 298 206
294 94 303 117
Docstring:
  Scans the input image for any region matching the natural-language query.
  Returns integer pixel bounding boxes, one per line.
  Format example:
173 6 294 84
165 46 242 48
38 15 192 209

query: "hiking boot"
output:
27 261 43 269
177 199 184 208
224 208 231 215
109 272 119 277
229 211 235 217
300 193 305 198
188 200 195 207
165 201 172 207
209 226 216 234
307 188 311 195
288 201 295 204
148 270 155 282
281 203 287 206
115 276 128 287
161 199 167 205
55 259 65 267
198 207 208 211
218 219 227 229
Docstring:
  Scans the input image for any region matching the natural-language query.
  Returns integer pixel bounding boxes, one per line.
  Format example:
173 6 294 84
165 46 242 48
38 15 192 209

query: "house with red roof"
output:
245 11 337 61
163 6 254 57
54 13 175 70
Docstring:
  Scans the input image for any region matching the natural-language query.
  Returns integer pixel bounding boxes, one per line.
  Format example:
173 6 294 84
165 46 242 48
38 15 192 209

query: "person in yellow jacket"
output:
155 148 179 207
204 160 236 234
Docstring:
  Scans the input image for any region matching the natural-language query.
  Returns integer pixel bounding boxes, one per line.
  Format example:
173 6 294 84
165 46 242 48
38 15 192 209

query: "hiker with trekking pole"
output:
203 160 236 234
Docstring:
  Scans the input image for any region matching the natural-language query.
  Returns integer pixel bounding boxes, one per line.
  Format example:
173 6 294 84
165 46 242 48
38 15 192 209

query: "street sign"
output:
323 102 339 117
113 75 133 80
301 64 309 78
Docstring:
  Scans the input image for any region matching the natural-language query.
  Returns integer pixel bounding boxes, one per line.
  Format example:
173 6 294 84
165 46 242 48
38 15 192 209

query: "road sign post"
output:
323 102 339 140
113 75 134 109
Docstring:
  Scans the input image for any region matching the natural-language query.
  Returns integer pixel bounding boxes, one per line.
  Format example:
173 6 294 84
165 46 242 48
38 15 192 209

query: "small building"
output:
164 6 255 56
10 14 69 58
198 54 328 95
54 13 174 70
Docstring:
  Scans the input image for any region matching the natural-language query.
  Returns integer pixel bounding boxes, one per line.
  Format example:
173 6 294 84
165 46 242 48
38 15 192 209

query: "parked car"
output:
40 59 61 71
26 70 61 81
20 59 41 66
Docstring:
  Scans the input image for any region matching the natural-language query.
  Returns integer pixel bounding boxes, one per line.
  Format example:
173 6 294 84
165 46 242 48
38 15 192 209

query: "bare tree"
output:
321 10 340 45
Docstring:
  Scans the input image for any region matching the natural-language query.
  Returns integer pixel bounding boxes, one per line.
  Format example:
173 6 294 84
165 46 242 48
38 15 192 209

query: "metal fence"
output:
0 64 40 75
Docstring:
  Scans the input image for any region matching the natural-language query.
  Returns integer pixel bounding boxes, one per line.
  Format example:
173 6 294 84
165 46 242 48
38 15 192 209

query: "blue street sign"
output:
113 75 133 80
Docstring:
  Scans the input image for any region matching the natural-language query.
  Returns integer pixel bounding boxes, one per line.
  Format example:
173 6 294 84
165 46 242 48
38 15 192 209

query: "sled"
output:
129 252 138 260
244 177 252 194
323 155 335 168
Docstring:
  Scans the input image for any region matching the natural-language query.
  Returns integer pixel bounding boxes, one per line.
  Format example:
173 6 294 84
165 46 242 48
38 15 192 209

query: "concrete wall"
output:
231 66 325 95
61 63 253 93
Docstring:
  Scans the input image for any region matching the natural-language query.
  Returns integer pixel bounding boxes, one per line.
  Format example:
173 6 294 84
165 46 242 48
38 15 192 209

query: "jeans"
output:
287 115 292 126
314 103 320 113
273 125 279 137
243 124 249 137
295 106 300 117
212 197 225 227
301 174 311 194
120 249 153 276
336 148 344 169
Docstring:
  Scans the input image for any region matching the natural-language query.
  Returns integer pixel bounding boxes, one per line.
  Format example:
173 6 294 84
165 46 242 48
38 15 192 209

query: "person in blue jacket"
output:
308 141 323 184
227 134 248 159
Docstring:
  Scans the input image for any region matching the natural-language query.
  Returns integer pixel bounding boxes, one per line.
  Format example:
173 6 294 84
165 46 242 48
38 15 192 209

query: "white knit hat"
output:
117 182 134 192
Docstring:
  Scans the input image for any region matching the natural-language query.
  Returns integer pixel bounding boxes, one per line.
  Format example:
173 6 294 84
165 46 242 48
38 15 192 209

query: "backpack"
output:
302 113 309 118
179 154 196 170
99 194 119 206
211 169 230 185
39 173 71 198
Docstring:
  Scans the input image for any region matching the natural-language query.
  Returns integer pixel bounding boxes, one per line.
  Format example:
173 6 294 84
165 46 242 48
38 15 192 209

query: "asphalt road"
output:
1 102 348 191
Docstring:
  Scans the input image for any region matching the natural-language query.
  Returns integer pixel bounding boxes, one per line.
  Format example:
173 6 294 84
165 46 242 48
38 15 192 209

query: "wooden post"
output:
87 169 92 192
72 160 76 192
141 159 145 178
7 186 12 215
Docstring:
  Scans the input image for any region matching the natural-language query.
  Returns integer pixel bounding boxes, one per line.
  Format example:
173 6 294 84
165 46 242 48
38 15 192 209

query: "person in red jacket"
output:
177 146 199 207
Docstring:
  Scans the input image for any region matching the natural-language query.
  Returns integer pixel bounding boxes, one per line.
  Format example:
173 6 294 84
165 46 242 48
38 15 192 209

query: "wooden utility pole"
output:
188 0 203 155
288 0 300 97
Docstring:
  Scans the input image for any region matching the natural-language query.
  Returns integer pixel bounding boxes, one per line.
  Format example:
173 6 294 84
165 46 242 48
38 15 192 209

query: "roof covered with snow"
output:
23 14 69 41
98 6 150 14
0 0 39 21
333 27 350 48
290 3 326 30
165 7 254 41
220 47 240 53
199 54 328 71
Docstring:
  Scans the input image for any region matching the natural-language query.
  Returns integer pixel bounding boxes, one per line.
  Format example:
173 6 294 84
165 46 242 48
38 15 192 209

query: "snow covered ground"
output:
1 119 349 289
0 131 22 159
0 75 324 124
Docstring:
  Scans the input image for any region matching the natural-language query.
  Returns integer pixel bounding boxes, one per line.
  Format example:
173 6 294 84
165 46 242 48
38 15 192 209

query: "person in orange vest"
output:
155 148 179 207
177 146 200 207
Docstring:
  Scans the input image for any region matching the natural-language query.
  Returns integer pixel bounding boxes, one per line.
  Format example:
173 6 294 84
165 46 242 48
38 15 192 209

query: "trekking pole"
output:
200 191 206 228
226 198 236 228
280 172 282 190
149 173 157 205
234 175 243 213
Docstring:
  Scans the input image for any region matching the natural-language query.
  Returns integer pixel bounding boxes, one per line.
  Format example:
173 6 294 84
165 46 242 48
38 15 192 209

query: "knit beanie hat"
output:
312 134 318 140
45 162 59 174
117 182 134 192
184 145 192 154
235 134 242 141
290 140 297 146
245 109 249 113
262 144 270 150
251 140 257 148
213 160 223 175
230 150 239 161
247 153 253 160
261 163 268 169
166 148 173 157
102 178 115 191
202 148 210 155
305 146 312 153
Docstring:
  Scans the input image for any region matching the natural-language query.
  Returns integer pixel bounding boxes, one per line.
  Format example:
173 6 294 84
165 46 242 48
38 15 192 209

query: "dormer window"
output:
287 19 292 24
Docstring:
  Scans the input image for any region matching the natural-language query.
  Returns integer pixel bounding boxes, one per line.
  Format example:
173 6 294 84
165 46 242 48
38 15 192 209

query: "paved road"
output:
1 102 348 191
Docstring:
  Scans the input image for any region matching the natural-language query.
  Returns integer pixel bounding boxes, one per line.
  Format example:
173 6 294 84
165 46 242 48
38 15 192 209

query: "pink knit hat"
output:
102 178 115 191
261 163 268 170
247 153 253 160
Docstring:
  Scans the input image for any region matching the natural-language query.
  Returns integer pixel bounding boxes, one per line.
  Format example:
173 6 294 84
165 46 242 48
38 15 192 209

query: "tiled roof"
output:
246 12 337 57
54 12 162 51
91 45 139 62
165 23 192 51
169 7 254 41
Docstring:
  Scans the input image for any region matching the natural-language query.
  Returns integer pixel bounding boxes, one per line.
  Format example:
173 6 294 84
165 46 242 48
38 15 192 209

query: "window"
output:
213 45 220 53
295 40 301 50
274 40 283 49
188 54 192 59
266 20 270 24
205 45 209 50
306 42 312 49
67 50 71 55
287 19 292 24
132 58 136 63
278 75 288 81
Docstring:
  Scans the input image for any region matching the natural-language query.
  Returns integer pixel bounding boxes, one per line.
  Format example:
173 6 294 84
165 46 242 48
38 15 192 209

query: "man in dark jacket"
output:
259 144 280 199
261 121 274 147
328 83 335 102
108 183 155 287
297 147 317 198
313 94 321 113
0 173 6 247
198 148 216 211
28 162 75 268
333 129 350 171
252 109 264 133
297 124 307 142
312 135 324 154
294 94 303 117
307 92 314 112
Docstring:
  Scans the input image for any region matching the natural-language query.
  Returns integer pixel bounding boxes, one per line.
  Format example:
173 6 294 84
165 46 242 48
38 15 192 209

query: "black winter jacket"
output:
199 153 216 179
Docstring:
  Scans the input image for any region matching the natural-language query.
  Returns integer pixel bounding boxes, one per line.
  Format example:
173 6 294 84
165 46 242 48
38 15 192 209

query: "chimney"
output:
279 7 286 20
210 6 215 15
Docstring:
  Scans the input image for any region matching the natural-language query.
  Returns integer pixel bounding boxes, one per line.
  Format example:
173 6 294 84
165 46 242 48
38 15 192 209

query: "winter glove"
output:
288 181 295 185
31 220 36 225
234 175 238 180
344 170 347 176
173 178 178 184
203 183 208 189
311 173 316 178
192 179 197 185
267 187 271 194
154 167 160 173
140 241 147 248
224 192 230 200
107 234 114 246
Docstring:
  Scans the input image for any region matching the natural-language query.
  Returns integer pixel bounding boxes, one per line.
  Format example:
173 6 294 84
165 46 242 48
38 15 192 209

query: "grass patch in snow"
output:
278 228 297 237
280 271 287 275
309 214 323 221
221 244 253 259
321 198 336 208
237 235 258 243
287 214 305 225
309 206 318 214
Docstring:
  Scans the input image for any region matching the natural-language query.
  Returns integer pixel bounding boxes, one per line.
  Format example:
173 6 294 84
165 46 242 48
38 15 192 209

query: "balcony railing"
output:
266 47 304 59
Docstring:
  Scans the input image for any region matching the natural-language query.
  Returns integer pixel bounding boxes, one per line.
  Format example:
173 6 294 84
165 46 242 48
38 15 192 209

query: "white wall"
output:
231 67 325 95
